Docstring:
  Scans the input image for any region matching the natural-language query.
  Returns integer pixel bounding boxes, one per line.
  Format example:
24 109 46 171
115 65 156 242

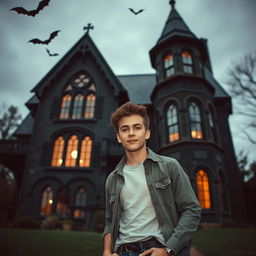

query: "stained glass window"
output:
65 135 79 167
59 94 71 119
196 170 211 209
84 94 96 119
79 136 92 167
51 136 64 166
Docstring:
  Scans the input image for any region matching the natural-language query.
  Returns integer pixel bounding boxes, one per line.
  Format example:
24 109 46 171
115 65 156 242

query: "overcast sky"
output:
0 0 255 162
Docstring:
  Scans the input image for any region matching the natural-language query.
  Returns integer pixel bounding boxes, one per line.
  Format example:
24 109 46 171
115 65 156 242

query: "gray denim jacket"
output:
102 148 201 256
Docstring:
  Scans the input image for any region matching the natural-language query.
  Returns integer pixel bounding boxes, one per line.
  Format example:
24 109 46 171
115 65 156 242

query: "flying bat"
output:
128 8 145 15
10 0 51 17
28 30 61 45
46 48 59 57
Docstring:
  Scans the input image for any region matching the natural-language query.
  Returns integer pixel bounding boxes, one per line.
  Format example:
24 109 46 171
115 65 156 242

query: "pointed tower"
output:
149 1 246 224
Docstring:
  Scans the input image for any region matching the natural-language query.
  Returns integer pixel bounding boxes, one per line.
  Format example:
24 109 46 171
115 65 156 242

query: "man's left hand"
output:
139 247 168 256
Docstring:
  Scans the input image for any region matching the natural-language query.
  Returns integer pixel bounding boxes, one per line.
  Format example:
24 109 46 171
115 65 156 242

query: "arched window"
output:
58 71 97 120
56 188 70 217
182 51 193 74
79 136 92 167
72 94 84 119
74 187 87 218
208 107 218 142
196 170 211 209
84 94 96 119
40 186 54 216
59 94 71 119
51 136 64 166
189 102 203 139
65 135 79 167
166 104 180 142
164 54 175 77
51 134 93 168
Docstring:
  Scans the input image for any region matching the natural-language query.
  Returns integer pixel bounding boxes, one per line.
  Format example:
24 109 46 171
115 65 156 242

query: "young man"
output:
102 102 201 256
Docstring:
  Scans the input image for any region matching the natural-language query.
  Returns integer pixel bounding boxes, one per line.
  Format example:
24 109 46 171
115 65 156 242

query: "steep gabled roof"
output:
31 32 127 99
156 1 197 46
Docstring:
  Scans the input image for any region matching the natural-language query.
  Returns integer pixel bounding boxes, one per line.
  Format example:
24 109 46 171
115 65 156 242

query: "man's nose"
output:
128 128 135 136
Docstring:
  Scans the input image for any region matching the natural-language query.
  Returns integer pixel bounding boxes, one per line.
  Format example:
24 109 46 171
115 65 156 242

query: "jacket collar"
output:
114 147 162 175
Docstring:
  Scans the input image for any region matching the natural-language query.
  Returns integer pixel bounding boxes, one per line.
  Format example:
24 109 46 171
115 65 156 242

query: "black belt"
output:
117 238 163 253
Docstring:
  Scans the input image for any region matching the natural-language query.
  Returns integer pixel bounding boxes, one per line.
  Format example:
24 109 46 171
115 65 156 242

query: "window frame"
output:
165 103 180 143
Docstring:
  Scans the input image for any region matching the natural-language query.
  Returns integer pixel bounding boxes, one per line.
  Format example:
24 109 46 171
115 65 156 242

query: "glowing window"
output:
51 136 64 167
74 187 87 218
167 104 180 142
164 54 175 77
72 94 84 119
84 94 96 119
56 189 70 217
79 136 92 167
196 170 211 209
40 186 54 216
182 51 193 74
189 102 203 139
65 135 79 167
59 94 71 119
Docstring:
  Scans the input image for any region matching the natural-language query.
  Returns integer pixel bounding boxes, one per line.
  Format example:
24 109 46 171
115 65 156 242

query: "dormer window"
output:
164 54 175 77
59 71 96 120
182 51 193 74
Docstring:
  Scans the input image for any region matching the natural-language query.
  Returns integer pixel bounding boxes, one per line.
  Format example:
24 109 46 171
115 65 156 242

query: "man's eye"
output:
135 126 142 130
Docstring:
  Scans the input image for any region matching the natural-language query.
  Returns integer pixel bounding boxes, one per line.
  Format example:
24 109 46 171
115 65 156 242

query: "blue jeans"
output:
118 252 140 256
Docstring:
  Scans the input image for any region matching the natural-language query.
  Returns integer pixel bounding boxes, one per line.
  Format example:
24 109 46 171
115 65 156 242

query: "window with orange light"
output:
182 51 193 74
59 94 71 119
166 104 180 142
56 189 70 217
40 186 54 216
65 135 79 167
189 102 203 139
84 94 96 119
51 134 92 168
164 54 175 77
196 170 211 209
58 71 97 120
79 136 92 167
51 136 64 167
74 187 87 218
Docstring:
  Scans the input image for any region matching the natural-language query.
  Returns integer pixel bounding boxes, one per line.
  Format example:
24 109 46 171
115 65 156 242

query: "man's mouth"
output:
127 140 138 143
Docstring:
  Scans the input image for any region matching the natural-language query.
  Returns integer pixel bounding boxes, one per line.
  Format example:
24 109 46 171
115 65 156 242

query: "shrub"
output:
15 216 41 229
93 210 105 232
41 215 61 230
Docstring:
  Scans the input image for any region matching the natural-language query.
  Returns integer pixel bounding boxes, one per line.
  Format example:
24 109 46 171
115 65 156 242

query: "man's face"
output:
116 114 150 153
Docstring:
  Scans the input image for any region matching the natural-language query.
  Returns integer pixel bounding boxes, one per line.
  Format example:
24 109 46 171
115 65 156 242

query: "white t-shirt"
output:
115 162 164 248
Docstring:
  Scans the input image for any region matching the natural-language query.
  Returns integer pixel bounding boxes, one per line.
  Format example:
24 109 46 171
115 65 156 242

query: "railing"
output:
0 139 29 155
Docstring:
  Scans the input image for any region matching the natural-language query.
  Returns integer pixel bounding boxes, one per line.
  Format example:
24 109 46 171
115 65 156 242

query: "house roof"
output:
31 32 127 99
156 3 197 46
13 113 34 136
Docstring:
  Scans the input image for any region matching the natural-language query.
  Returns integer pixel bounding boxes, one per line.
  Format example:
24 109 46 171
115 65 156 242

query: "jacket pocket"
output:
154 177 171 189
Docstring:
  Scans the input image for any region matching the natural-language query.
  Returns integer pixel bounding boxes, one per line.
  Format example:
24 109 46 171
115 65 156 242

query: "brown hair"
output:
111 102 150 132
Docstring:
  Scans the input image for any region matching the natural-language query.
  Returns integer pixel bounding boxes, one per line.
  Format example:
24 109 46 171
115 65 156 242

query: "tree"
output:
0 103 22 140
226 51 256 144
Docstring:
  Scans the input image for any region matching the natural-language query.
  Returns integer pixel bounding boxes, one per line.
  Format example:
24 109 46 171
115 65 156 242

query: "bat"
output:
10 0 51 17
128 8 145 15
46 48 59 57
28 30 61 45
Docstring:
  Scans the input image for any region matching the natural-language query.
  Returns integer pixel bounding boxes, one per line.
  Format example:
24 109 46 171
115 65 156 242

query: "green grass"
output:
0 228 256 256
192 228 256 256
0 228 103 256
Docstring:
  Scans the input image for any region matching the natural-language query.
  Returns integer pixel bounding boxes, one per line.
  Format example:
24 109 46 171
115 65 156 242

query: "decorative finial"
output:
83 23 94 34
169 0 176 8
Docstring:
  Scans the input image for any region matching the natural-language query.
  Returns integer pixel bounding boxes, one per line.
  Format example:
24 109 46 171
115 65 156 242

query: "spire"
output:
169 0 176 8
156 1 196 45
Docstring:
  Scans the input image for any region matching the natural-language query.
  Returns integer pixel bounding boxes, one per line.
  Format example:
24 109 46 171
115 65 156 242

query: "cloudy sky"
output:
0 0 255 161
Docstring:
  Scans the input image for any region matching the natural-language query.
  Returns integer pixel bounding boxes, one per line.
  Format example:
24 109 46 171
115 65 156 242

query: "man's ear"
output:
145 129 151 140
116 133 121 143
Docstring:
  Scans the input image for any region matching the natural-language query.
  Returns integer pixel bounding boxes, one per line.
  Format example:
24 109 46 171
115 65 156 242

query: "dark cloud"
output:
0 0 255 156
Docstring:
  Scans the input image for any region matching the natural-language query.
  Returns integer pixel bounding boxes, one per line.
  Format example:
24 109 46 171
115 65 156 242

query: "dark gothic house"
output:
0 2 246 229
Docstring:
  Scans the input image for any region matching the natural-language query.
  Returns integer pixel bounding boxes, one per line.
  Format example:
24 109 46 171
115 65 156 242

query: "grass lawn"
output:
0 228 103 256
192 228 256 256
0 228 256 256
